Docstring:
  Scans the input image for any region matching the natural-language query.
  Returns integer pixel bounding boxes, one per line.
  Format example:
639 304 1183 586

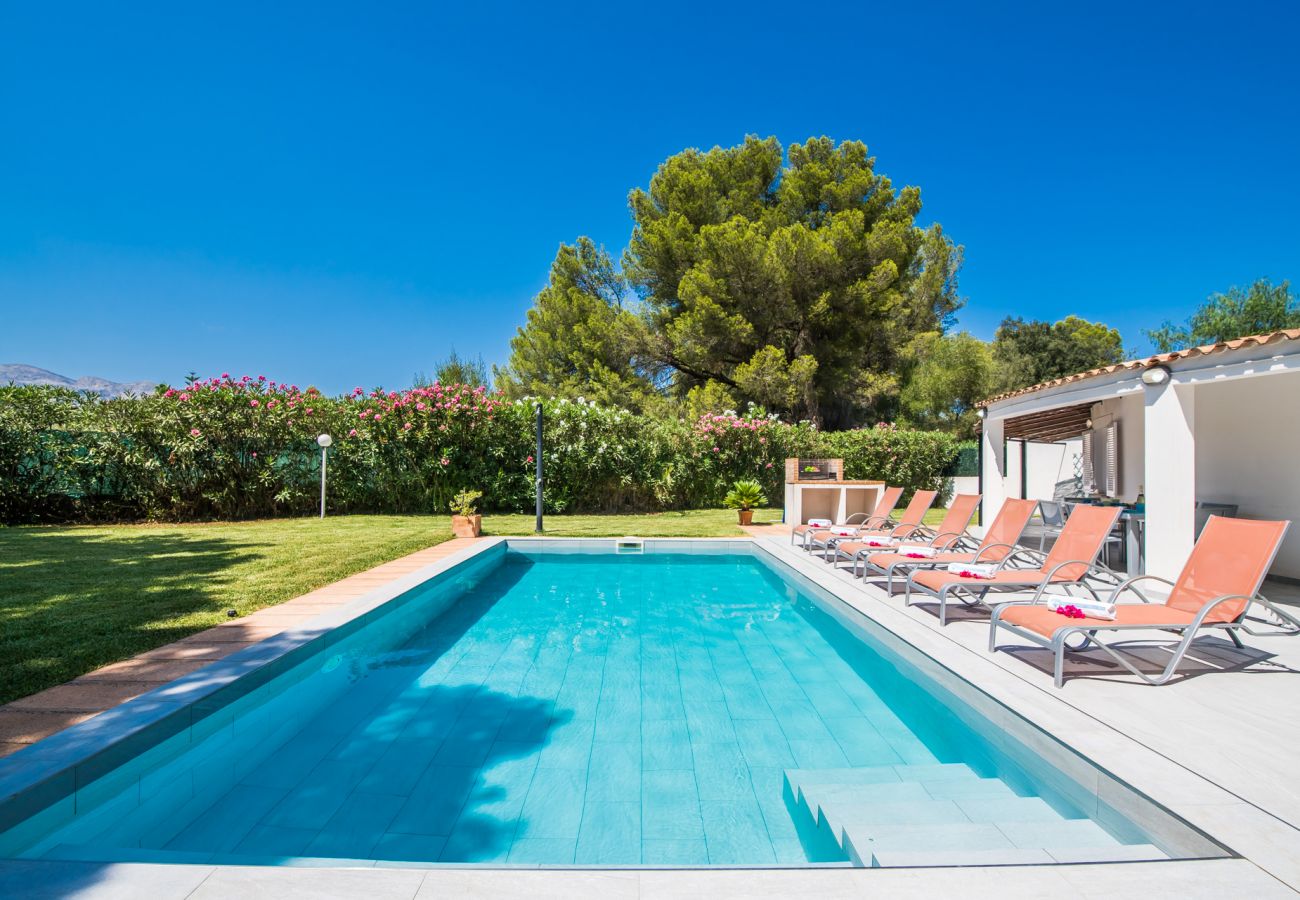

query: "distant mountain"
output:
0 364 159 399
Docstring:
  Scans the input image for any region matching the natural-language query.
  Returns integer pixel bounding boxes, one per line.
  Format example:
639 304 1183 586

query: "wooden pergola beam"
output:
1001 402 1093 443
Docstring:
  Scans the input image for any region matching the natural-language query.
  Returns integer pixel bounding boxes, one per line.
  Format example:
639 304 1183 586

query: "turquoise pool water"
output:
5 547 1152 866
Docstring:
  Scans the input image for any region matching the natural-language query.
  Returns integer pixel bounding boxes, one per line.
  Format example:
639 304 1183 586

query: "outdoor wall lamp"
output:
316 433 333 518
1140 364 1172 386
976 407 987 419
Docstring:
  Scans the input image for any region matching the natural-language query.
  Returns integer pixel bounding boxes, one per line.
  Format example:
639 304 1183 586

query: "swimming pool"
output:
0 540 1221 867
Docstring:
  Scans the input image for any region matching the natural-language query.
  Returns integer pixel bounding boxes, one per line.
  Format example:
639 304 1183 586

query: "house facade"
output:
977 330 1300 581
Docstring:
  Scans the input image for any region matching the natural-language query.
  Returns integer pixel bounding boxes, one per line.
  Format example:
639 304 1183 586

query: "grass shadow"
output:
0 529 267 704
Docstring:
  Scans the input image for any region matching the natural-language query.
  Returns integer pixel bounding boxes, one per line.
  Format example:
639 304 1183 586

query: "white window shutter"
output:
1104 422 1120 497
1081 431 1096 494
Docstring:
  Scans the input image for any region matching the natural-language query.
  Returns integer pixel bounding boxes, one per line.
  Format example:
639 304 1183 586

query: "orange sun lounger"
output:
989 515 1300 687
810 489 938 560
793 485 902 548
904 504 1123 625
834 491 979 570
853 497 1036 590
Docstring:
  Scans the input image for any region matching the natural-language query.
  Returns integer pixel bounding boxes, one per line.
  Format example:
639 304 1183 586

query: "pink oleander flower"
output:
190 428 201 436
251 452 257 458
440 457 449 466
250 399 260 407
712 446 720 453
526 455 534 463
403 422 412 430
765 462 773 468
257 375 266 382
305 408 313 415
348 428 358 437
438 424 447 431
221 372 230 379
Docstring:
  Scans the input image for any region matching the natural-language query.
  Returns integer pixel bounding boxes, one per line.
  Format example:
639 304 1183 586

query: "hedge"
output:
0 380 959 524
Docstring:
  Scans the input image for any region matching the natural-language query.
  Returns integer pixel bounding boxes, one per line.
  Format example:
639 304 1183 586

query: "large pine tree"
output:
498 136 963 427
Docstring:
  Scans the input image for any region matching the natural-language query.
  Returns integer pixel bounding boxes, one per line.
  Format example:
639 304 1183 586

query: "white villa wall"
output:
1004 440 1084 500
1194 373 1300 579
945 475 979 506
1088 393 1146 501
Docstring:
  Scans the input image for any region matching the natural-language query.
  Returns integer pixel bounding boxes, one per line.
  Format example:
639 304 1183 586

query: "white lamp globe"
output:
316 433 333 448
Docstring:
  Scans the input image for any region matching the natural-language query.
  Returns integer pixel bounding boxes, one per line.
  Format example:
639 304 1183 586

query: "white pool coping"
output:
0 536 1297 898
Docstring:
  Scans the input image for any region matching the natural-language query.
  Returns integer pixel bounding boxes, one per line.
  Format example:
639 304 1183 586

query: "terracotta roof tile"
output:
978 329 1300 407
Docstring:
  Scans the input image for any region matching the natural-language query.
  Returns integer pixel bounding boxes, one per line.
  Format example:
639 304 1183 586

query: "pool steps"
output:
784 763 1167 867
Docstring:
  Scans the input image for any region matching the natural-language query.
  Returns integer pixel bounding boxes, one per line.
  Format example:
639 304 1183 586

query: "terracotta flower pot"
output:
451 514 482 538
737 509 754 526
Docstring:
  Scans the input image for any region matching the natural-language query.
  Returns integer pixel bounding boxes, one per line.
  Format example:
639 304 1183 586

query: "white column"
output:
1144 383 1196 578
980 416 1007 531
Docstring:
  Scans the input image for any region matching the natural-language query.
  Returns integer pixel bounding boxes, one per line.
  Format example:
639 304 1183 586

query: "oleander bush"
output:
0 378 959 523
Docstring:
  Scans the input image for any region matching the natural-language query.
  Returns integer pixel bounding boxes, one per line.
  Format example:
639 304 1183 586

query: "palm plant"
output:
723 479 766 511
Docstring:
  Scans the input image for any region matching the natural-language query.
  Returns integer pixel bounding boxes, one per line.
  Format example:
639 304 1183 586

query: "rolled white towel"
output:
1054 599 1117 620
806 518 832 528
857 536 897 548
946 562 997 579
829 525 859 537
897 545 937 557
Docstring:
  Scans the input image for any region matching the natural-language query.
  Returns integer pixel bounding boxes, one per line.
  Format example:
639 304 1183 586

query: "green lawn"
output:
0 516 453 705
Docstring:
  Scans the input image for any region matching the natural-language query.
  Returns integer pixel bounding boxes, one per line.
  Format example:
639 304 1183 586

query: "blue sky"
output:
2 1 1297 393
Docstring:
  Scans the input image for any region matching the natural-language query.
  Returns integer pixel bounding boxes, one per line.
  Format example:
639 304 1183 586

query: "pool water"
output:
12 549 1136 866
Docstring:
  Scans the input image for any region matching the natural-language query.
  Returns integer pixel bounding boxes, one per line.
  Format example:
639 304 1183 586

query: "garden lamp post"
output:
534 402 544 533
316 433 332 518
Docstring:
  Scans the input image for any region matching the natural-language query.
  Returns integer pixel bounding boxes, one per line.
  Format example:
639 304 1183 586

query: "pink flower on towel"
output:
903 552 927 559
1055 604 1086 619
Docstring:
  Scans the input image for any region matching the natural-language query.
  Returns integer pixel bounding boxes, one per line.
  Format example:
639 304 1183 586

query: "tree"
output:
417 349 489 388
494 237 659 409
898 332 998 436
993 315 1125 389
501 136 963 426
1145 279 1298 352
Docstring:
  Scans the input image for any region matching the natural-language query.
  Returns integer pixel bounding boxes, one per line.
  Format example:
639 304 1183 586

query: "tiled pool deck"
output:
2 530 1299 898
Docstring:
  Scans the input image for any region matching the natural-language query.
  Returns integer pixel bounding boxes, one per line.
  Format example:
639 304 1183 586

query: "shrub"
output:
0 381 961 523
821 424 961 501
450 489 483 517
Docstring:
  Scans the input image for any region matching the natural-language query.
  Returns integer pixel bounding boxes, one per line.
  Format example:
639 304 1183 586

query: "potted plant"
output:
450 488 483 538
723 479 766 526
